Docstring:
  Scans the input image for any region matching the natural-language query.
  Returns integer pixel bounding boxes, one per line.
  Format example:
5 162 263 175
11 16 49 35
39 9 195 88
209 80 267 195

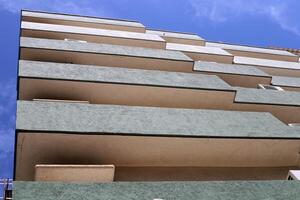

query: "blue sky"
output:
0 0 300 179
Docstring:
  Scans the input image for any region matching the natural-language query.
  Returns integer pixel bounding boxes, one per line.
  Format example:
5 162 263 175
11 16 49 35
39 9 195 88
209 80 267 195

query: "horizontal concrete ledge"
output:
235 87 300 106
167 43 233 64
13 181 300 200
234 56 300 70
167 43 232 56
20 37 192 61
19 60 232 91
272 76 300 88
16 101 298 138
146 29 204 41
146 30 205 46
193 61 272 88
22 10 145 28
207 42 297 57
21 21 164 42
194 61 270 77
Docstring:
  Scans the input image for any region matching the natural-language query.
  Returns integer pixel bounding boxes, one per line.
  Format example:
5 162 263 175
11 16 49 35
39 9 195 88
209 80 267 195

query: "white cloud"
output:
0 0 112 17
266 5 300 36
188 0 300 36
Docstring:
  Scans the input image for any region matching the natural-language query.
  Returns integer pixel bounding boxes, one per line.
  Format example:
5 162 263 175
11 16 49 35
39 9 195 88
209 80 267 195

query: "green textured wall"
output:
14 181 300 200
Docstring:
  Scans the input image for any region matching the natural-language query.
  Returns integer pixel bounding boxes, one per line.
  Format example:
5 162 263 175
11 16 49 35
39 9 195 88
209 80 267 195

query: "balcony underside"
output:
180 51 233 64
15 132 300 181
199 72 272 88
20 48 194 73
226 49 298 62
19 78 234 111
197 72 300 92
257 66 300 77
162 36 205 46
21 29 166 49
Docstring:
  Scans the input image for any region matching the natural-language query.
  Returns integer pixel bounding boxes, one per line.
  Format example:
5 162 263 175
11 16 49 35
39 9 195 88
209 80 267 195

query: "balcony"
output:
206 42 298 62
20 37 194 73
18 60 300 124
15 101 300 181
22 10 146 33
21 21 166 49
194 61 271 88
146 29 205 46
271 76 300 92
234 56 300 77
166 43 233 64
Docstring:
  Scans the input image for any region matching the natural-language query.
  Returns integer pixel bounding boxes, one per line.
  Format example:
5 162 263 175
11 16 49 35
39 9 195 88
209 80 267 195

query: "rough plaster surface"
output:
14 181 300 200
20 37 192 61
19 60 232 91
235 87 300 106
272 76 300 88
194 61 270 77
16 101 299 138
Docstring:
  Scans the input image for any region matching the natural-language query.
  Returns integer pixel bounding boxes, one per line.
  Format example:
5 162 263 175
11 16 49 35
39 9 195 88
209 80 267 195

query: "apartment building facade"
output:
14 10 300 199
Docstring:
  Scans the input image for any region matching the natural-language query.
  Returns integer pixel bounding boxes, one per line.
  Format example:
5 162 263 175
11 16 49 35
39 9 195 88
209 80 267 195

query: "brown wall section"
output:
20 48 194 73
163 37 205 46
21 29 166 49
15 132 300 181
199 72 272 88
227 49 299 62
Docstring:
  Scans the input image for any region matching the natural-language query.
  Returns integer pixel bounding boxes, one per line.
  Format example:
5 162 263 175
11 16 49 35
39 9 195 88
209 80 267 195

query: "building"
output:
13 10 300 199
